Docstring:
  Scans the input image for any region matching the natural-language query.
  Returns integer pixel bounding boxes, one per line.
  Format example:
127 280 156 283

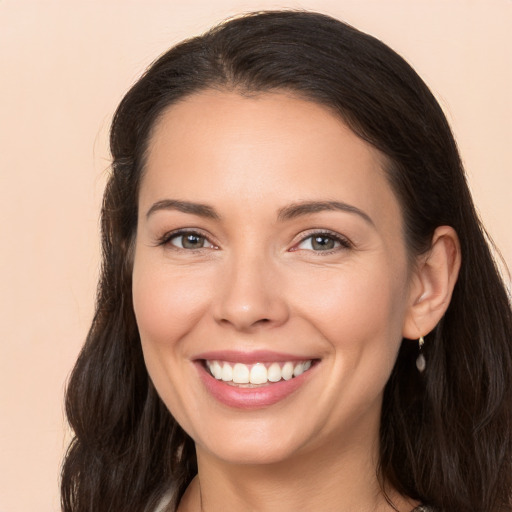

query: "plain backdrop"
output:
0 1 510 510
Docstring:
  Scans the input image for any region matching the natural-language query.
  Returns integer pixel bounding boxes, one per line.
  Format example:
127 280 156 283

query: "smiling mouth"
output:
204 360 314 386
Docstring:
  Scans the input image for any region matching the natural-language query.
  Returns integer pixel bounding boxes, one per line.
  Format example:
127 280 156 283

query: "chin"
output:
199 437 302 466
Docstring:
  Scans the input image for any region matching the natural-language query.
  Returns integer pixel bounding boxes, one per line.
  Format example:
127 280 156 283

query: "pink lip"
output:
194 350 311 365
194 358 316 410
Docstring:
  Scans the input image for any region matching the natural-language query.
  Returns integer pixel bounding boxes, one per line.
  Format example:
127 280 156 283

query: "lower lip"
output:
196 363 314 409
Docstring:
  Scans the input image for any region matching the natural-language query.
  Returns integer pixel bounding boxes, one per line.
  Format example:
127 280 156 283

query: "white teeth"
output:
249 363 267 384
232 363 250 384
221 363 233 382
211 361 222 380
293 362 304 377
281 362 294 381
206 359 314 385
267 362 282 382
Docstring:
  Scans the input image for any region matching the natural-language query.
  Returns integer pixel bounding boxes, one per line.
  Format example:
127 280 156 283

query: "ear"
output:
402 226 461 339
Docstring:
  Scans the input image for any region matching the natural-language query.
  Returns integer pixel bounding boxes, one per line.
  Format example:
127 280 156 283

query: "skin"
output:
132 90 460 511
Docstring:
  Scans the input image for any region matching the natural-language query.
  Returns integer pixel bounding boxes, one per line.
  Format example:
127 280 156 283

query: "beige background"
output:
0 1 510 510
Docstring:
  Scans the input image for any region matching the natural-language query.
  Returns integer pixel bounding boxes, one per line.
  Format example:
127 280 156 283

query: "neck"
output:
178 428 416 512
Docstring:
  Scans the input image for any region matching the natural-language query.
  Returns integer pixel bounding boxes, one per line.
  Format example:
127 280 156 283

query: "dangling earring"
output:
416 336 426 372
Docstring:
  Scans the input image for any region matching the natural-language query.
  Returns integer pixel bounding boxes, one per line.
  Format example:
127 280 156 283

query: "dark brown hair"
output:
62 11 512 512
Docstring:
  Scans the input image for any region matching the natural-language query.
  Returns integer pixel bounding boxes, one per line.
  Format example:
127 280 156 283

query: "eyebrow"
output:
145 198 373 226
277 200 374 225
146 199 220 220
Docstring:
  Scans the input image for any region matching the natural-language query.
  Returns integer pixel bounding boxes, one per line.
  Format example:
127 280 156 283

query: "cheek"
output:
132 254 212 354
131 252 214 433
291 262 408 362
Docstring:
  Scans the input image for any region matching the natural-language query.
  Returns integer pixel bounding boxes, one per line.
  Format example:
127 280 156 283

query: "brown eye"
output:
298 234 340 251
295 232 351 252
170 232 208 249
311 235 336 250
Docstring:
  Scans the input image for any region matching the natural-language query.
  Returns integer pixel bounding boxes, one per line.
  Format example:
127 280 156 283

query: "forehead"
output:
141 90 401 231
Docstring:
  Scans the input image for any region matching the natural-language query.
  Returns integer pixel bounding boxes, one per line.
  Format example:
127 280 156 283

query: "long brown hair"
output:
62 11 512 512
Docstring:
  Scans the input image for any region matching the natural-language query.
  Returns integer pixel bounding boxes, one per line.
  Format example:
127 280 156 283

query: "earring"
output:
416 336 426 372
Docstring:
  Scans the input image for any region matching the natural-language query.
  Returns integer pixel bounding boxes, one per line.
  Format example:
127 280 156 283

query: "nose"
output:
212 252 290 332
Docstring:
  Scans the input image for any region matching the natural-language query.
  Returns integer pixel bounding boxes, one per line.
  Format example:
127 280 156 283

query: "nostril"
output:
213 285 290 330
253 318 272 327
218 316 273 330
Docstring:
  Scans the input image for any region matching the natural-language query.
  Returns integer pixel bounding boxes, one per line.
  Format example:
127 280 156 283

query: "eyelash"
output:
156 229 352 253
156 229 216 251
293 230 352 254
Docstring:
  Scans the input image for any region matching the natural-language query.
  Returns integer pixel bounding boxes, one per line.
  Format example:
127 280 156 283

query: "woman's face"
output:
133 90 418 465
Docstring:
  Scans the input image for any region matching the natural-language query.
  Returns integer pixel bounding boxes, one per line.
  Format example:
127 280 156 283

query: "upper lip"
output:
193 350 317 364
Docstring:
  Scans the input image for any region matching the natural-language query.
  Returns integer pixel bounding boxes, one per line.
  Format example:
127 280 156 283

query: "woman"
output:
61 11 512 512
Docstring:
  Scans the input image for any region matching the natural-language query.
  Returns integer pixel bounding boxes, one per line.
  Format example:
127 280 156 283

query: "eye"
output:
161 230 216 250
294 232 351 252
